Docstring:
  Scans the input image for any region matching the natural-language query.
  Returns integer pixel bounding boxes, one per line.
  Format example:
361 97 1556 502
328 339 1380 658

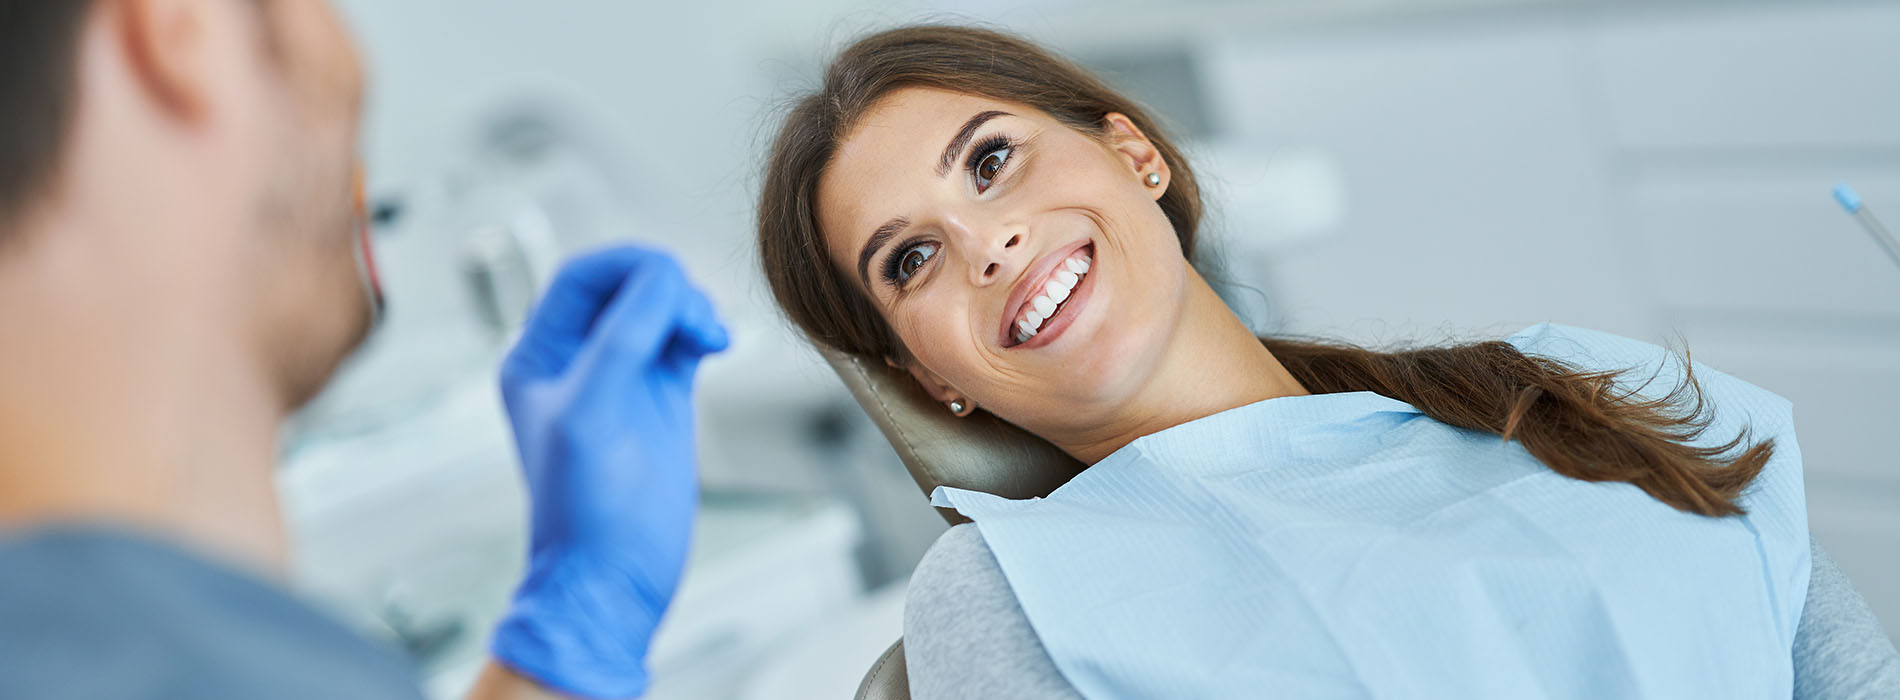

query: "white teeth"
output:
1010 250 1096 345
1032 295 1057 318
1045 280 1072 305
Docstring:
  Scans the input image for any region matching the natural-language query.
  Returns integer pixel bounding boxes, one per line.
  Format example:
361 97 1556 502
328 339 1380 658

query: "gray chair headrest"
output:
819 346 1087 524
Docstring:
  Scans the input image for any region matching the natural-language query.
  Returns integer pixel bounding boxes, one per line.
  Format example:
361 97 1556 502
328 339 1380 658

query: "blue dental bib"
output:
933 324 1809 699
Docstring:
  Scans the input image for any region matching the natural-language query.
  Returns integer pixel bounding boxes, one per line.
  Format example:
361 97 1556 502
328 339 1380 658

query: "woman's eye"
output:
974 145 1012 193
897 242 938 283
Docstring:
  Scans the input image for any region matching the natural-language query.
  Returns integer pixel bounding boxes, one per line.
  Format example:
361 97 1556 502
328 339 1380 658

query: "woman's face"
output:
816 87 1190 435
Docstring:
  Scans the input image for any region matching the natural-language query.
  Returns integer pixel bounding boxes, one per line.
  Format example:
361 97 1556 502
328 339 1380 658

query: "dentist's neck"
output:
0 209 291 580
1055 268 1308 464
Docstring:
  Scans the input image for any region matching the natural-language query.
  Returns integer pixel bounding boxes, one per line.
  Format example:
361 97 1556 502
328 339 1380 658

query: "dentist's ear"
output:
1102 112 1170 199
118 0 216 120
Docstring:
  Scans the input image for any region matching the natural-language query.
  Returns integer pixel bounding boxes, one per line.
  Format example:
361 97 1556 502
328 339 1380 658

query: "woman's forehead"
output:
854 87 1016 144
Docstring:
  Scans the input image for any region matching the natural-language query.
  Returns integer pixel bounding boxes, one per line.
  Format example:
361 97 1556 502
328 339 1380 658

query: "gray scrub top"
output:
0 526 424 700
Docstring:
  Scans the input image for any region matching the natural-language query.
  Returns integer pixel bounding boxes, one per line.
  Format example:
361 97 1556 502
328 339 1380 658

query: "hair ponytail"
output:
1261 337 1771 516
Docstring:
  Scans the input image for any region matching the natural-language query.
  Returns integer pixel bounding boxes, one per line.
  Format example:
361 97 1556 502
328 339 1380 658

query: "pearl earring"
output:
949 400 966 415
1146 172 1162 187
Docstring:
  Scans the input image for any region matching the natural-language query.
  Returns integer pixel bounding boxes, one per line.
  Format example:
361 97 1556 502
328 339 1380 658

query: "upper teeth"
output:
1014 251 1092 344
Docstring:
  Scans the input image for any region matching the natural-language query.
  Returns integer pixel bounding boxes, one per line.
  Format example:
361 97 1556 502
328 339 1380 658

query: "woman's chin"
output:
1043 317 1151 395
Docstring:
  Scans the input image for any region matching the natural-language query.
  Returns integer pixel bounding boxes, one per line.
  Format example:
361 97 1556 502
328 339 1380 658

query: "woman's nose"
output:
947 215 1023 287
972 232 1024 285
938 209 1027 286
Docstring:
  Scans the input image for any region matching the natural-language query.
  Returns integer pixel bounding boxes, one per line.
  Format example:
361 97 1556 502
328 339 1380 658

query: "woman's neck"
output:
1054 270 1309 464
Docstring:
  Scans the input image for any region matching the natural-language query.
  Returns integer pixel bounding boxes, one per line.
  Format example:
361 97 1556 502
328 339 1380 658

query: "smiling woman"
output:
758 24 1766 508
752 23 1897 700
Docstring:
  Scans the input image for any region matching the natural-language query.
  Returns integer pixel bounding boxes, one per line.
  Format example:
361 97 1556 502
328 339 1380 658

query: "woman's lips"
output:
1000 242 1095 349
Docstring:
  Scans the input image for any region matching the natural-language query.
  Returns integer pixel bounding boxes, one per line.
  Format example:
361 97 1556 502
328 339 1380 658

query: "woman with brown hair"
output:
756 24 1896 699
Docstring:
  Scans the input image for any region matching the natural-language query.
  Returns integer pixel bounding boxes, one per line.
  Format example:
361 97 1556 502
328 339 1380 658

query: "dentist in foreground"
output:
0 1 716 698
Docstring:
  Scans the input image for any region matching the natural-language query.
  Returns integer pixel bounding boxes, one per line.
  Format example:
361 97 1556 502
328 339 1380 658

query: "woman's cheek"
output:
892 306 956 362
890 309 927 350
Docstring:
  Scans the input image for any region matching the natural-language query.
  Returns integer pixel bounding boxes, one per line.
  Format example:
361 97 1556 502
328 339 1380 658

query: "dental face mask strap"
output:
352 167 387 328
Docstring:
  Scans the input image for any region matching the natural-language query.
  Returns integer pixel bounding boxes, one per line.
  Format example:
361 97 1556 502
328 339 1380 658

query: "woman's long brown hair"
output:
757 24 1771 517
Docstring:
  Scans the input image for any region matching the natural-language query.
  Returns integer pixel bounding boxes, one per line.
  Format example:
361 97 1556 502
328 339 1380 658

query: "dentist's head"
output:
1 0 370 410
758 25 1234 453
0 0 369 567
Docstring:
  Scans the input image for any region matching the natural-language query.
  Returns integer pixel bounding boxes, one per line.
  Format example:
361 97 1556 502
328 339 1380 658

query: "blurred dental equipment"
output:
1834 183 1900 271
281 99 885 700
287 103 643 452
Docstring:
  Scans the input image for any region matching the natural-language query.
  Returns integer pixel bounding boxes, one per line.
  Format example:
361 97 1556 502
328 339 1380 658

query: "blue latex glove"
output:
490 245 729 699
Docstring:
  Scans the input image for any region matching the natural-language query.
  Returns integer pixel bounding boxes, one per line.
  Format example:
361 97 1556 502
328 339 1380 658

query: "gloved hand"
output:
490 245 729 699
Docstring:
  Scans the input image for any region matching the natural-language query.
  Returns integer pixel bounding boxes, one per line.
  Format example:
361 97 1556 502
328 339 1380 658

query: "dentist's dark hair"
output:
0 0 96 235
757 24 1770 517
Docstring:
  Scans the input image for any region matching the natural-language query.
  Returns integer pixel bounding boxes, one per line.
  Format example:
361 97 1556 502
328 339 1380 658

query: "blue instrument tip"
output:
1833 182 1863 213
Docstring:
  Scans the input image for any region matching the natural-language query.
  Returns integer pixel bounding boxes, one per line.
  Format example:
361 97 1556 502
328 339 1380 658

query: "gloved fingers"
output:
648 291 730 387
668 285 731 358
581 250 698 377
511 245 668 377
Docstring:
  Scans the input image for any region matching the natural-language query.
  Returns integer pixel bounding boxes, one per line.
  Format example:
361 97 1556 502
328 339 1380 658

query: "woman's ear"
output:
889 356 964 407
1102 112 1170 200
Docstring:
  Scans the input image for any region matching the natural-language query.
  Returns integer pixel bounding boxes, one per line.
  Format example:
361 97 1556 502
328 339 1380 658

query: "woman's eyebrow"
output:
852 110 1011 289
857 216 910 289
936 110 1011 176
